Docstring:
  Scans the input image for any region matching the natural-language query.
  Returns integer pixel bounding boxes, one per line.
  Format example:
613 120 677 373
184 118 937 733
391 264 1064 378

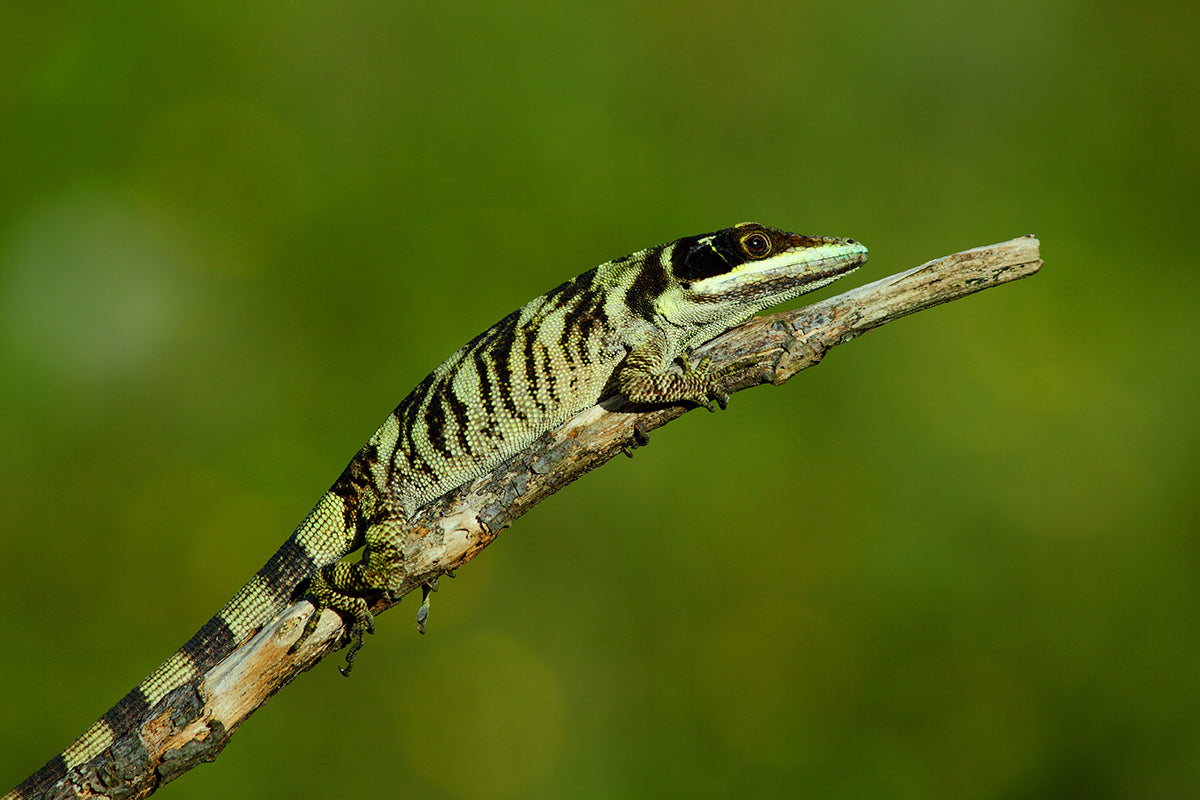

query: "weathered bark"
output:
30 236 1042 799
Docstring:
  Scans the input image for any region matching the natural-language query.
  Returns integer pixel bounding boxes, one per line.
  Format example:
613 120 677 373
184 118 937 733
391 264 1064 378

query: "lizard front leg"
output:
618 338 732 412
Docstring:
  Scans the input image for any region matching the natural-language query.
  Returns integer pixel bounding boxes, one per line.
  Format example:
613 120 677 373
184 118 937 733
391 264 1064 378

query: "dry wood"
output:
41 235 1042 798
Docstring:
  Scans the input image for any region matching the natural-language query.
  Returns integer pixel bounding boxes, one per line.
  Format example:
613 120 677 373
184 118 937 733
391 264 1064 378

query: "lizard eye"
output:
741 232 772 258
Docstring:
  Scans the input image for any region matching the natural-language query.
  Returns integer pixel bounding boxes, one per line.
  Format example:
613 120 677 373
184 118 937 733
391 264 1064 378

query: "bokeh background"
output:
1 2 1197 798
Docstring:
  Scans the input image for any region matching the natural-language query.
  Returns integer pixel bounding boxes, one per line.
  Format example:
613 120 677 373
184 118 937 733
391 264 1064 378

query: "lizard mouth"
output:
793 249 867 281
694 243 867 300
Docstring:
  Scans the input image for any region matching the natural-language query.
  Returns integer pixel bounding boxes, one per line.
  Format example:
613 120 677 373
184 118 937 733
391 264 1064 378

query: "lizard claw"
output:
622 425 651 456
680 352 730 412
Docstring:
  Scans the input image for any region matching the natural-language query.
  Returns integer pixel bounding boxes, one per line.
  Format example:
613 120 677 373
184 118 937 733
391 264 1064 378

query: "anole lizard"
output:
5 223 866 799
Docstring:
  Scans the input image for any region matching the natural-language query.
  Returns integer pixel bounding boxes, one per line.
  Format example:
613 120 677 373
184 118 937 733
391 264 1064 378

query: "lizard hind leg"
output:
292 520 405 676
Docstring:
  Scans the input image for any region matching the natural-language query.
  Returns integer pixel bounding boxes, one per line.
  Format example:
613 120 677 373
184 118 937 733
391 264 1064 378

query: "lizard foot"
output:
293 568 378 676
679 352 731 412
415 578 439 635
290 525 402 676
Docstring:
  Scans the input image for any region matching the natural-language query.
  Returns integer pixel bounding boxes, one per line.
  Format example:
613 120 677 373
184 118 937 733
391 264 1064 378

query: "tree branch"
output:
43 236 1042 799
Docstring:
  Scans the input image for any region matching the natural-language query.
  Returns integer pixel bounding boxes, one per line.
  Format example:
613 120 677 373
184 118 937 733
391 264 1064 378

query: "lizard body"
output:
5 223 866 800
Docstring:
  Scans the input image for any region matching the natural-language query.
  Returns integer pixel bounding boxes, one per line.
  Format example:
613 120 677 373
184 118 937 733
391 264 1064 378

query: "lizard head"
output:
653 222 868 345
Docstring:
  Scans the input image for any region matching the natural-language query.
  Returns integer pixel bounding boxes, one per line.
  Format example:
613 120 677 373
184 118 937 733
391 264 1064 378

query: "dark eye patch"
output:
671 234 734 282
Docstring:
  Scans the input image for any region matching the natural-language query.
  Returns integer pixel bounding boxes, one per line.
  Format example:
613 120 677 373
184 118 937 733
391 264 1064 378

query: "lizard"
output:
4 222 867 800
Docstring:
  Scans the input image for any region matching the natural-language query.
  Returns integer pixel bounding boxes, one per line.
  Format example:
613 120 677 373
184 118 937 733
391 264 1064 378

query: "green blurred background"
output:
1 1 1197 798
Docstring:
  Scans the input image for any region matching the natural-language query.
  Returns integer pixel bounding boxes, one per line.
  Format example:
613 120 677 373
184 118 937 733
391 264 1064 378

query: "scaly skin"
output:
5 223 866 800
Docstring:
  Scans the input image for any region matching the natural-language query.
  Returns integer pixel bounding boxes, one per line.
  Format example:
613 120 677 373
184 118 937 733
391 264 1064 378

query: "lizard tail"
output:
5 488 360 800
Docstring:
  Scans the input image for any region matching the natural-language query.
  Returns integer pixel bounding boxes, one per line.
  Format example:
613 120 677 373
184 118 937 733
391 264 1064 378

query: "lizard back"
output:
5 223 867 800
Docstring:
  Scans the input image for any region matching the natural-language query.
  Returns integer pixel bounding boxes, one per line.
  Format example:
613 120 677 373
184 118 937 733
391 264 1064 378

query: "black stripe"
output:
423 392 452 458
539 277 579 314
558 326 577 369
493 359 519 421
258 534 319 600
394 399 422 473
387 372 434 483
711 226 758 268
473 349 497 435
180 615 239 673
395 408 417 478
331 445 376 506
558 291 602 370
399 401 437 475
411 451 436 477
464 311 524 437
562 288 605 367
540 341 560 404
573 267 598 292
543 268 598 315
560 288 596 340
457 318 499 356
397 374 435 433
625 247 670 320
522 325 546 413
18 754 68 797
100 688 152 737
401 377 432 438
384 408 406 486
488 313 523 422
585 302 613 369
445 387 474 456
594 299 610 331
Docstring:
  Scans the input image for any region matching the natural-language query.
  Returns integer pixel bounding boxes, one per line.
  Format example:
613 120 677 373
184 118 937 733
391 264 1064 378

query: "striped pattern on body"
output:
5 223 866 799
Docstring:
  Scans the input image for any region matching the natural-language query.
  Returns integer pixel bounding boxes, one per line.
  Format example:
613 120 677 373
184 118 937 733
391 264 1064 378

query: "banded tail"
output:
6 223 867 799
4 481 367 800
